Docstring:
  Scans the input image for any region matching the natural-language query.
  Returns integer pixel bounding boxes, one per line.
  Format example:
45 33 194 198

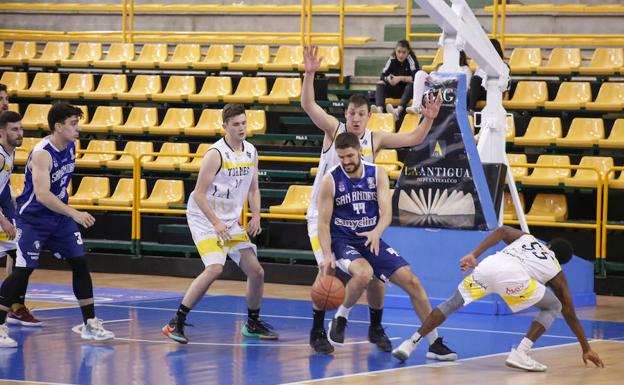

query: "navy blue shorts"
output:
332 237 409 282
15 216 85 268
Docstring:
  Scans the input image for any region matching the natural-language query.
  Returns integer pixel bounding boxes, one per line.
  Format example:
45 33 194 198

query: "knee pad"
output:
533 289 562 330
437 290 465 317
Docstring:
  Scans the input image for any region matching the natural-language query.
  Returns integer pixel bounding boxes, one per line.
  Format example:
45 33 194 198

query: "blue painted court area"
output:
0 287 623 385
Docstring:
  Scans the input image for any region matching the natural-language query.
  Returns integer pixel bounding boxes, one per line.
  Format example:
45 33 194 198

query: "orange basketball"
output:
311 275 345 310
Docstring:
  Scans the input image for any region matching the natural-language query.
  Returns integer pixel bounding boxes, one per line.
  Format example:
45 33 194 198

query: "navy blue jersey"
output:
329 162 379 239
16 137 75 222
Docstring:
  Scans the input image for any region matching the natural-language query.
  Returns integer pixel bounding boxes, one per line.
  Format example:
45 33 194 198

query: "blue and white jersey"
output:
16 136 75 222
329 161 379 239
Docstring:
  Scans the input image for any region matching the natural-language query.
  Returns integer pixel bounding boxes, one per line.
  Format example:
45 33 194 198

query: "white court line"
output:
114 336 400 348
98 304 579 340
0 379 78 385
279 341 584 385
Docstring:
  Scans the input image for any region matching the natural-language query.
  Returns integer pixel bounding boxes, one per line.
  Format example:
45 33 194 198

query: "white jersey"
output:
496 234 562 285
307 123 375 217
186 138 257 226
0 144 14 195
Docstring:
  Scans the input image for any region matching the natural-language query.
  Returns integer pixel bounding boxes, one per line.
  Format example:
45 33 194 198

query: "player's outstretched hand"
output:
303 45 324 74
320 255 336 276
73 211 95 228
0 216 16 240
247 214 262 237
215 221 232 243
460 253 477 272
356 230 381 256
583 349 605 368
421 90 442 120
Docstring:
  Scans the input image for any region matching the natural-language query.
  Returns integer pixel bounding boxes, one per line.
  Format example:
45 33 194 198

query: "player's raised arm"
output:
31 151 94 228
548 272 604 368
460 226 526 271
192 149 230 243
374 92 441 150
302 46 340 136
317 173 336 275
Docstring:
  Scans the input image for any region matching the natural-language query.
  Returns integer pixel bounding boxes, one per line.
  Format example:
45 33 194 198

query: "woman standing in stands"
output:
372 40 420 121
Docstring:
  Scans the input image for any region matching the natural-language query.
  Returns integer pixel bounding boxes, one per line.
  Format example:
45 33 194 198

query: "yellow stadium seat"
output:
579 48 623 76
216 110 266 136
228 45 270 71
258 78 301 104
99 178 147 207
509 48 542 75
81 106 123 133
106 141 154 169
525 194 567 222
142 142 190 171
149 108 195 135
50 73 95 99
83 74 128 100
503 81 548 109
608 171 624 190
74 140 81 159
505 115 515 142
16 72 60 98
9 173 25 198
93 43 135 68
422 48 443 72
269 185 312 215
141 180 185 209
69 177 110 205
127 43 168 69
188 76 232 103
21 104 51 130
315 46 341 71
263 46 303 71
112 107 158 135
375 149 401 179
222 77 267 104
184 109 220 136
514 117 562 146
193 44 234 70
503 191 525 221
60 42 102 68
507 153 528 180
179 143 213 173
0 41 37 66
75 105 89 125
0 72 28 96
555 118 604 147
15 137 41 165
564 156 613 189
76 140 116 168
160 44 201 70
521 155 571 186
586 83 624 111
28 42 71 67
537 48 581 75
398 113 421 134
368 113 395 133
152 76 196 102
8 104 18 113
118 75 162 101
0 42 4 58
544 82 592 110
599 119 624 149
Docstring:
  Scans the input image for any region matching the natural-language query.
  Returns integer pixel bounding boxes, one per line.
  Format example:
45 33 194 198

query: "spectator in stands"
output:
372 40 420 122
468 39 507 112
459 51 472 87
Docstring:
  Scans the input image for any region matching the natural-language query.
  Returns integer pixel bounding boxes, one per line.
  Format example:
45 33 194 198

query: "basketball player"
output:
392 226 604 371
0 104 114 348
303 45 442 354
317 132 456 360
162 104 277 344
0 84 8 113
0 111 42 327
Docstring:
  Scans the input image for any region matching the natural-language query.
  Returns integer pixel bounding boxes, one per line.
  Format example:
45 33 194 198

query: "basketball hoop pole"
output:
413 0 528 232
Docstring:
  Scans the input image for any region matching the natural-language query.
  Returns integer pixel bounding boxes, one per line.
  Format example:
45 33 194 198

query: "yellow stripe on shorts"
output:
310 235 321 253
462 274 488 300
196 233 251 256
502 277 539 308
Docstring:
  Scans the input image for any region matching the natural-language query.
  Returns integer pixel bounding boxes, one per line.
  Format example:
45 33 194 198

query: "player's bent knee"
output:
248 266 264 282
204 263 224 277
437 290 465 317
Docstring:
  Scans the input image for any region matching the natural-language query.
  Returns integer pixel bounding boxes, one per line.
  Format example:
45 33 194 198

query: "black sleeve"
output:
380 57 395 80
408 54 419 78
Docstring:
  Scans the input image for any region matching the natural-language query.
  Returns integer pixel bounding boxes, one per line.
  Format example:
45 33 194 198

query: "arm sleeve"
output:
408 54 420 77
380 57 394 80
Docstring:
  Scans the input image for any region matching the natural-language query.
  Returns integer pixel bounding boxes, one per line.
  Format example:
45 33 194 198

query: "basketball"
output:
311 275 345 310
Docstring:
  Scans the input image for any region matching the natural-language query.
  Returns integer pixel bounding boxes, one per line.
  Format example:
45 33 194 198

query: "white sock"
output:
410 331 423 345
427 329 439 345
335 305 352 320
517 337 533 354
